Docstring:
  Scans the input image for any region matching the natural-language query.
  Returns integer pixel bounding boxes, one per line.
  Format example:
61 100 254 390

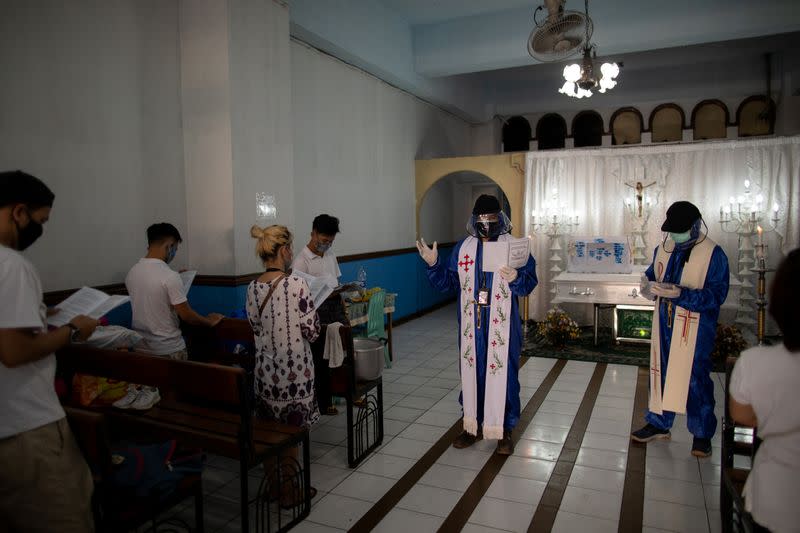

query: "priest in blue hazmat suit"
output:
631 201 729 457
416 195 538 455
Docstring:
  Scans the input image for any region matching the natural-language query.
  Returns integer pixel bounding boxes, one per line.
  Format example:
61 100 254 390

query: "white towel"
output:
323 322 345 368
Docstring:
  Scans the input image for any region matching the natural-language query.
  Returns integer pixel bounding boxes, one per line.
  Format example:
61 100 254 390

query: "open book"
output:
48 287 130 327
180 270 197 295
291 270 338 309
482 237 531 272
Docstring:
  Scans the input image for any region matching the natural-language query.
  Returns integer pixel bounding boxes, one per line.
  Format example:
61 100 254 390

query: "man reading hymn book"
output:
632 201 729 457
417 195 537 455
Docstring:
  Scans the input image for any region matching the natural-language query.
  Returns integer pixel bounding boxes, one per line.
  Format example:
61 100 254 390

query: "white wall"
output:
229 0 294 275
418 178 454 244
290 41 473 255
0 0 186 291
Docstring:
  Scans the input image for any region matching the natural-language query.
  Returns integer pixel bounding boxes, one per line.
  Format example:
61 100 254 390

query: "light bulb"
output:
552 187 558 195
724 205 731 214
563 64 581 83
737 195 745 204
773 202 779 213
624 198 632 206
600 62 619 79
729 196 736 204
531 210 537 217
744 179 751 189
559 81 574 95
755 194 764 203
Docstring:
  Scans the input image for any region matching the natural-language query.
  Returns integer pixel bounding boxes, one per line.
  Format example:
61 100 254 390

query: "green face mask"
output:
670 231 691 244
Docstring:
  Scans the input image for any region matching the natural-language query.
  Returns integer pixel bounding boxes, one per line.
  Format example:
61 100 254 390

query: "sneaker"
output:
453 430 482 449
691 437 713 458
130 387 161 410
630 423 671 443
495 430 515 456
112 384 141 409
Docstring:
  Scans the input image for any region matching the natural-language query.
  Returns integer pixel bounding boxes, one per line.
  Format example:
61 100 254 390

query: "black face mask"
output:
477 221 501 239
16 218 43 251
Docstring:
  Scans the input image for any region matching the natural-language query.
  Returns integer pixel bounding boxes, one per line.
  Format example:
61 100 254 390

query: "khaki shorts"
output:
0 418 94 533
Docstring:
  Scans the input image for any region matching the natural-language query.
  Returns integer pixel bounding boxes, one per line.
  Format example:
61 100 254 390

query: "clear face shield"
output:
466 211 513 239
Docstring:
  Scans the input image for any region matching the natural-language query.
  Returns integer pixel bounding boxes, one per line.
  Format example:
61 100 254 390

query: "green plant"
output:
537 307 580 347
711 323 748 360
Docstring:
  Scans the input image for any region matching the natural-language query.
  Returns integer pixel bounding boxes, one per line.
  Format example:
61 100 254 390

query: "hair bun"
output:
250 225 265 239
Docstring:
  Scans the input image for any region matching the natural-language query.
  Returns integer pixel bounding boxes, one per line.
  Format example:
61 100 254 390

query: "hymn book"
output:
180 270 197 295
48 287 130 327
291 270 338 308
482 237 531 272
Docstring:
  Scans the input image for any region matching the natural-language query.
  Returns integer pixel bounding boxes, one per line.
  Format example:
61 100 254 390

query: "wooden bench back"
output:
182 318 256 369
58 345 245 409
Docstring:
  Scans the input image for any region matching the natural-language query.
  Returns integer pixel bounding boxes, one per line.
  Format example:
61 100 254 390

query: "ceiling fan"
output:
527 0 591 62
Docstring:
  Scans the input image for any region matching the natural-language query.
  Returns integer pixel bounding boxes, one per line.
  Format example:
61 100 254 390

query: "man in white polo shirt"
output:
125 223 223 361
0 170 99 532
291 214 341 282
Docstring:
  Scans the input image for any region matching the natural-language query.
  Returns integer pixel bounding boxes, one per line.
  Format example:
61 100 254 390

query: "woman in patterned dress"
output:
247 224 320 505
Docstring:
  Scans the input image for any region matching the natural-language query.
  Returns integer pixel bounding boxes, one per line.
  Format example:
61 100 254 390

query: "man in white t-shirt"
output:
125 223 223 360
291 214 341 282
729 249 800 533
0 170 99 532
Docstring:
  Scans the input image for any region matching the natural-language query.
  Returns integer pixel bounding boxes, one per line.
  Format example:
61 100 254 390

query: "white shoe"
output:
113 384 141 409
130 387 161 410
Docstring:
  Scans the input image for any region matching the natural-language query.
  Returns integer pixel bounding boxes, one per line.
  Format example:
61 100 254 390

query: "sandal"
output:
279 486 317 509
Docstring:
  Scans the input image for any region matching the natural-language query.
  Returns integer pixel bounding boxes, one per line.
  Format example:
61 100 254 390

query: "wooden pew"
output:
57 345 310 533
64 406 205 533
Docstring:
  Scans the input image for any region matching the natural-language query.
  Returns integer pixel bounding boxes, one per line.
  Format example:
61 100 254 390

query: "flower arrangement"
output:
537 307 580 348
711 324 748 360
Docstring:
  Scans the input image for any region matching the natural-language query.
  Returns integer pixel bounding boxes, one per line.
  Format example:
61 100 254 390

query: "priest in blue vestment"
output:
416 195 538 455
631 201 729 458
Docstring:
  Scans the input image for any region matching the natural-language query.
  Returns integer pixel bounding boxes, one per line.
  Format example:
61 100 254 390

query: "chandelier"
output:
559 47 619 98
557 0 619 98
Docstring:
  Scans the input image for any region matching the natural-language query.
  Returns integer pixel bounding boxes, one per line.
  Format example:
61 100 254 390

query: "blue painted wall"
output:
186 246 458 321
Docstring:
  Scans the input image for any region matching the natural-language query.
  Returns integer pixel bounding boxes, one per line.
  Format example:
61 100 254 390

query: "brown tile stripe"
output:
348 355 557 533
618 366 650 533
435 358 568 533
526 363 608 532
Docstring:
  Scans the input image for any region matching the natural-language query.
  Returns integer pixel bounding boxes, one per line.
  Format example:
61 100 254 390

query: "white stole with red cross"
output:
649 237 715 415
457 236 512 440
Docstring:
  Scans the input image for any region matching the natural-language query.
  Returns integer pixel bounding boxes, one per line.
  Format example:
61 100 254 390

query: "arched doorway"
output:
419 172 511 244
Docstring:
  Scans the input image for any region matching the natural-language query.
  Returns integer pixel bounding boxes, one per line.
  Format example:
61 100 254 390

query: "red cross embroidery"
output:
490 363 496 370
495 293 501 300
676 309 698 345
469 333 473 340
458 254 474 272
650 365 660 379
493 318 499 325
491 340 497 347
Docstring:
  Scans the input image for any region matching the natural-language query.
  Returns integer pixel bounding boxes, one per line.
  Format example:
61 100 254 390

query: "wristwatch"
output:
66 323 81 343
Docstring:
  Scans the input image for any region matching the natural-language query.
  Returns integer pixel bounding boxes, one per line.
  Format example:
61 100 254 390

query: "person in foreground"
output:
631 201 729 458
729 249 800 533
417 195 538 455
0 170 98 532
247 224 320 506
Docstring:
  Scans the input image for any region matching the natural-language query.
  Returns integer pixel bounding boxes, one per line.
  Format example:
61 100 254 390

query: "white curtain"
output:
524 136 800 321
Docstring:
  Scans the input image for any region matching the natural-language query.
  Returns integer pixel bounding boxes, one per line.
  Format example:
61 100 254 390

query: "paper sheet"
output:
180 270 197 295
292 270 337 308
482 238 531 272
48 287 129 326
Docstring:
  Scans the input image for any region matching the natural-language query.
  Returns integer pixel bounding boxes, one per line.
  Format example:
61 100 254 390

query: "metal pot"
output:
352 337 385 381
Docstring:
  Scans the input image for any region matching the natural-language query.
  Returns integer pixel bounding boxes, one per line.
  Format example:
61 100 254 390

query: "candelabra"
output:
718 179 781 334
623 179 658 265
531 188 580 302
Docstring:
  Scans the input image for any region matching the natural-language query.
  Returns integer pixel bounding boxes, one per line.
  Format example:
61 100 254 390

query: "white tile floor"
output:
188 304 732 532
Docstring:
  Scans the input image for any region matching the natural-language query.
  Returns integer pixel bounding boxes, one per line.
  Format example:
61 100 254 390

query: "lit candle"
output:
757 225 763 246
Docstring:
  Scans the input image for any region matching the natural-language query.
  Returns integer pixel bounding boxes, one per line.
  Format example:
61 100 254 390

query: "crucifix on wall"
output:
624 179 657 218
